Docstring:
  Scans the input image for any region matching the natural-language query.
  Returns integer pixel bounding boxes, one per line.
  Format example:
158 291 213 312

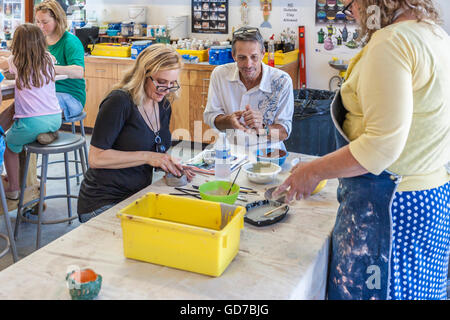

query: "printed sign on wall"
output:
192 0 229 34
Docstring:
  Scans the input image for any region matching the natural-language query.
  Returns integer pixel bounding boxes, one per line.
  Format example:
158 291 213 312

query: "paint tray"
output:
244 200 289 227
117 192 246 277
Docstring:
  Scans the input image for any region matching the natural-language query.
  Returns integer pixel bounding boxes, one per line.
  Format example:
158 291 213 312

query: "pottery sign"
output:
280 1 300 28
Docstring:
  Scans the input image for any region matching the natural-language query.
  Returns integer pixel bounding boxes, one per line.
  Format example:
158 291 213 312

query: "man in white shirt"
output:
203 26 294 151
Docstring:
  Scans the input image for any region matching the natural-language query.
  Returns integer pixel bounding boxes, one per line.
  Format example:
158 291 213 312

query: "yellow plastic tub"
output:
117 192 246 277
89 43 131 58
263 49 299 65
176 49 209 62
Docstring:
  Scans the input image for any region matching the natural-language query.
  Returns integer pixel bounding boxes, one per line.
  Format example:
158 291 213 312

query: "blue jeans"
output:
78 203 115 223
57 92 83 120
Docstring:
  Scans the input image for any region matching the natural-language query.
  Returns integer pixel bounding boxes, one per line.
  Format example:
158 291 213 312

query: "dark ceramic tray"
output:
244 199 289 227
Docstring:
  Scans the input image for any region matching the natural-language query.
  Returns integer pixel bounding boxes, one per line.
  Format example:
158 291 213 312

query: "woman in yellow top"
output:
274 0 449 300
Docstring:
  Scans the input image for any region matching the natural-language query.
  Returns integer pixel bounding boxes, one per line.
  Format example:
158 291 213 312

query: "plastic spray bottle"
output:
268 34 275 67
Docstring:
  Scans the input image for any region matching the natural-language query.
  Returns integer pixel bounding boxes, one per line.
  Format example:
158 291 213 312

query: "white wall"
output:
436 0 450 33
85 0 450 90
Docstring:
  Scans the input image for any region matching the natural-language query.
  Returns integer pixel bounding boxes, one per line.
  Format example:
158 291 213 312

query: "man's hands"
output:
242 105 263 130
227 110 247 131
223 105 264 132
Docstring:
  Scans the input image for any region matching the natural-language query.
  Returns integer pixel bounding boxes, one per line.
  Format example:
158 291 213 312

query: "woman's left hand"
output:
181 166 196 182
272 161 323 203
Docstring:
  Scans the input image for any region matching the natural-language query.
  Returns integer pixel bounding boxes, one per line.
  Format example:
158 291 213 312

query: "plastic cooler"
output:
116 192 246 277
89 43 131 58
176 49 209 62
263 49 299 65
131 40 152 59
209 46 234 65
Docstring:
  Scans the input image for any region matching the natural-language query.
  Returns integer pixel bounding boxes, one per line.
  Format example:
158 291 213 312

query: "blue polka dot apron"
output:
327 91 450 300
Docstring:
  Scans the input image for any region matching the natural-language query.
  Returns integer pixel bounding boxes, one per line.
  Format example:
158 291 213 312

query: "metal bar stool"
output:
14 132 87 249
0 168 18 262
39 112 89 185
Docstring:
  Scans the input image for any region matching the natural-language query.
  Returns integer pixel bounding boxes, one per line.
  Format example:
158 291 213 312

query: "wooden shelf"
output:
99 35 156 41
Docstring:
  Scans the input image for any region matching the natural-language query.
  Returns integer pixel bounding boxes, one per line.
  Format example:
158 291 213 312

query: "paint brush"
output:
263 204 288 217
227 165 242 195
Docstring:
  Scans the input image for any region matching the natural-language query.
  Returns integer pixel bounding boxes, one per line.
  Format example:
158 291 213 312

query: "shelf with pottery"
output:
98 35 157 43
84 55 299 144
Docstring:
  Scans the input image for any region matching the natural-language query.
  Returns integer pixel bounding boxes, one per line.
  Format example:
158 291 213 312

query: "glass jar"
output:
121 21 134 37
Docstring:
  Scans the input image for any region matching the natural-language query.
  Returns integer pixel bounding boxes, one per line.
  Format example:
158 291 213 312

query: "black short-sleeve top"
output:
77 89 172 214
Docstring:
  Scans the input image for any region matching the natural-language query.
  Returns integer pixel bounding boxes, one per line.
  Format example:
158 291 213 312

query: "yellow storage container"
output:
263 49 299 65
116 192 246 277
88 43 131 58
176 49 209 62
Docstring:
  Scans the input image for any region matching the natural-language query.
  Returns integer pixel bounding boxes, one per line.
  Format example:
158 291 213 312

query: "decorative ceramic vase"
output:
324 36 334 50
66 268 102 300
317 28 325 44
340 25 349 42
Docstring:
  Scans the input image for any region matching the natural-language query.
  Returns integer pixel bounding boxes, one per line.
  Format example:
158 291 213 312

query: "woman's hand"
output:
147 152 185 177
181 166 196 182
272 161 323 203
272 146 370 204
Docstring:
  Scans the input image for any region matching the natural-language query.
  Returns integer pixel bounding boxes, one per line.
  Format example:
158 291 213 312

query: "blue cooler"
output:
209 45 234 65
131 41 152 60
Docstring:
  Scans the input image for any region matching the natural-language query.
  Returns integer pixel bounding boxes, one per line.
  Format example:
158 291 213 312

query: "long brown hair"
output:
11 23 55 90
34 0 67 39
355 0 441 44
113 44 183 107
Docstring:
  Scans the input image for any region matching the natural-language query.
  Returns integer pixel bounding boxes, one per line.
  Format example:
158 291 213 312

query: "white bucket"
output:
128 7 147 24
167 15 189 40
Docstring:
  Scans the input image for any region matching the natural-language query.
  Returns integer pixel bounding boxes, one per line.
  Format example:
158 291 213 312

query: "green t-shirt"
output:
48 31 86 106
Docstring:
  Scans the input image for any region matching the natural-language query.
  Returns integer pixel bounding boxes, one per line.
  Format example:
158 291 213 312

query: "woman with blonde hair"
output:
35 0 85 134
273 0 450 299
77 44 193 223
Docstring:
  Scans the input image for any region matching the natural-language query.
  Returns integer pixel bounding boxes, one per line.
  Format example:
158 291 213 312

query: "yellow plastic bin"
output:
116 192 246 277
263 49 299 65
89 43 131 58
176 49 209 62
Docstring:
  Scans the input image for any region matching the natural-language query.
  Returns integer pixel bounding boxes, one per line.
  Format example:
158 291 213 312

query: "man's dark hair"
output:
231 26 265 56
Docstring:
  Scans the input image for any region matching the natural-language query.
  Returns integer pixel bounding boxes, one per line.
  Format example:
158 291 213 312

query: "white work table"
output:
1 74 68 98
0 146 339 300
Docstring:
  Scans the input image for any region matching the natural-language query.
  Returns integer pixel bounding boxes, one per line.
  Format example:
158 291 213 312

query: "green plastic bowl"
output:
198 180 240 205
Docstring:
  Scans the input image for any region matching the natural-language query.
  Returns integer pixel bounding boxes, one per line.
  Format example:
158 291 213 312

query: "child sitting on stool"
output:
0 23 61 200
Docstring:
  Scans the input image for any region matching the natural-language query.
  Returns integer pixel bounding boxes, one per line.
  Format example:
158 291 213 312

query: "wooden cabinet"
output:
117 64 133 81
84 60 121 128
84 77 117 128
85 63 117 79
170 84 190 140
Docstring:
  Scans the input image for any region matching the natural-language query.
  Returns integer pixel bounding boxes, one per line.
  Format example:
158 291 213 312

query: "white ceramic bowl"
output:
242 162 282 184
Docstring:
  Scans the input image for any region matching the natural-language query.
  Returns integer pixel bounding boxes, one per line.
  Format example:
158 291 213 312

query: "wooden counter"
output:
0 147 338 300
84 56 299 144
